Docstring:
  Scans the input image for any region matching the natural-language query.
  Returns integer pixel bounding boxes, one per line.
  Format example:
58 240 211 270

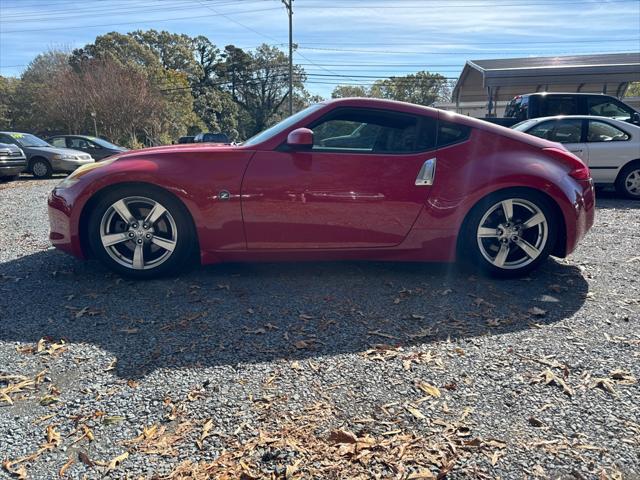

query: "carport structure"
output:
451 52 640 116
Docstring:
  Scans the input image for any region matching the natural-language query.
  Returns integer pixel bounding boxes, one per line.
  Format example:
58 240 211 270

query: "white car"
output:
513 116 640 199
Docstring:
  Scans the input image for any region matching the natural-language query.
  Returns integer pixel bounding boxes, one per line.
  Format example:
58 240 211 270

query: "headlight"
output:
56 157 118 189
52 154 80 161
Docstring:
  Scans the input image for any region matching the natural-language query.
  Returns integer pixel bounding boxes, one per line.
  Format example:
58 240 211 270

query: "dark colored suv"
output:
501 93 640 126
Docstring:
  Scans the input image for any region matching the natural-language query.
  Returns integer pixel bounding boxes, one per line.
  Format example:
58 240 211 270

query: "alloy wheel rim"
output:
624 169 640 196
99 196 178 270
476 198 548 270
33 162 47 177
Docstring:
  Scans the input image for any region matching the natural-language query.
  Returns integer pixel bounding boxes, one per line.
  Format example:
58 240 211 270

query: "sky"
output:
0 0 639 98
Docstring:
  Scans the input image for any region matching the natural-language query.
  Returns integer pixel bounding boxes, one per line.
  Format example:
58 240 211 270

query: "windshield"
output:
511 119 538 131
243 104 323 146
9 133 50 147
90 137 125 150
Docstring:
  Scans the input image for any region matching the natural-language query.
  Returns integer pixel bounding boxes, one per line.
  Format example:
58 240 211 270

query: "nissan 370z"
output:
47 98 595 279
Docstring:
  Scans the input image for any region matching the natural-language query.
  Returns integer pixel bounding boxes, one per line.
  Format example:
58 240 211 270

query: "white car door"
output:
585 120 639 184
525 118 588 163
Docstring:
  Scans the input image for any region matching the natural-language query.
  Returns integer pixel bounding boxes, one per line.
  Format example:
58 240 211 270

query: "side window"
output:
527 119 583 143
504 96 529 121
69 137 89 149
540 96 579 116
311 108 436 153
587 121 630 142
50 137 66 147
437 121 470 147
587 97 632 120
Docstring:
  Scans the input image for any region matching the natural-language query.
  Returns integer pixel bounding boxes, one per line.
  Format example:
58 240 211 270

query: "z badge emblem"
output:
218 190 231 201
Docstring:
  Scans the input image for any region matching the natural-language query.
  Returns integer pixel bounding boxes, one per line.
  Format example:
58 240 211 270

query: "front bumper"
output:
48 187 85 258
53 158 94 173
0 157 27 176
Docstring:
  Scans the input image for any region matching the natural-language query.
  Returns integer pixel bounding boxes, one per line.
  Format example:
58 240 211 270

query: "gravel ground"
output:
0 178 638 479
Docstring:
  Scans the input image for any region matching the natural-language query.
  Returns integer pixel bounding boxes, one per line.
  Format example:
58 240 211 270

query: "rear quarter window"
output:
437 121 471 147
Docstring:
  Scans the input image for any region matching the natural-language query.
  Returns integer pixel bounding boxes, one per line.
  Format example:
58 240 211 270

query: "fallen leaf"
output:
327 429 358 444
406 405 426 419
106 451 128 472
78 451 95 468
196 419 214 450
59 457 74 477
417 381 441 398
528 307 547 317
102 415 125 426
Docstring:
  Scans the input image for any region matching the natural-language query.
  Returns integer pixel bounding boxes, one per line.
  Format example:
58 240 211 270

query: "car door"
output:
241 107 438 249
525 118 588 163
66 137 91 155
585 120 636 184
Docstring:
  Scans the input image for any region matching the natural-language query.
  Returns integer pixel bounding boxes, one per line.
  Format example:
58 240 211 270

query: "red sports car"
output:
47 98 595 279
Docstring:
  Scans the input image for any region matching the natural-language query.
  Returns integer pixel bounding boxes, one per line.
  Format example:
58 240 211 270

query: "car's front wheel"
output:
460 190 557 277
87 185 196 278
30 158 52 179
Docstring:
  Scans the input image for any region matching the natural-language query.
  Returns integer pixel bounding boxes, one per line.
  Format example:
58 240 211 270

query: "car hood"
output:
116 142 239 158
23 146 90 156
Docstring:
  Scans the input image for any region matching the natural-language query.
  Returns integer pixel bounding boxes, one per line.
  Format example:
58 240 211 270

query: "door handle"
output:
569 149 583 153
415 158 436 186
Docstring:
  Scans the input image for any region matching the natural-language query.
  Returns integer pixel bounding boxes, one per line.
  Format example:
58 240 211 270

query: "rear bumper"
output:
48 187 85 258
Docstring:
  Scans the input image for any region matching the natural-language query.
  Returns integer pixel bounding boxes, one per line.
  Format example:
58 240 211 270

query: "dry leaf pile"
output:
157 402 505 480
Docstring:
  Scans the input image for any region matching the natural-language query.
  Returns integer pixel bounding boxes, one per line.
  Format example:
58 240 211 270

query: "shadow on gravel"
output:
0 250 588 378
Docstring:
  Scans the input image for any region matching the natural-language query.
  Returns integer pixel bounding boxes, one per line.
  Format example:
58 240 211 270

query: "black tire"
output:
30 158 52 179
87 184 197 279
614 161 640 199
459 189 558 278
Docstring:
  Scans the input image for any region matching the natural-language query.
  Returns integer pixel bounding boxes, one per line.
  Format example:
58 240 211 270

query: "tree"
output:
626 82 640 97
0 76 19 129
369 71 450 106
218 44 307 137
331 85 369 98
11 50 71 134
331 71 451 106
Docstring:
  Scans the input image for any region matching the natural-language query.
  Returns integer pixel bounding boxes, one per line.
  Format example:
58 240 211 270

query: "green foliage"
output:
331 71 451 106
626 82 640 97
0 76 19 129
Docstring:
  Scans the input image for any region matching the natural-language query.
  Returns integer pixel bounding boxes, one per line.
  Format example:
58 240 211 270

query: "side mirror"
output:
631 112 640 125
287 128 313 149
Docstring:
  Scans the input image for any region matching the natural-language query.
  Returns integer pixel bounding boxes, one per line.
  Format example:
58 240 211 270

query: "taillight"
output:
542 147 591 180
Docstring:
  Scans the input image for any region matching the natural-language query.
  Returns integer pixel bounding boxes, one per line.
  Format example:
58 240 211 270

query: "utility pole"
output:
282 0 293 115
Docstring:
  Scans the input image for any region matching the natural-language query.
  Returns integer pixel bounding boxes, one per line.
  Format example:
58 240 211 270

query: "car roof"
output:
518 92 616 97
518 115 640 132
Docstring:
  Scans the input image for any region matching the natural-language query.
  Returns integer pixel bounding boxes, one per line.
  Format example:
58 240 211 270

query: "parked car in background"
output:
485 93 640 127
513 116 640 198
0 132 94 179
48 98 594 279
177 136 195 144
0 143 27 181
47 135 128 161
193 132 230 143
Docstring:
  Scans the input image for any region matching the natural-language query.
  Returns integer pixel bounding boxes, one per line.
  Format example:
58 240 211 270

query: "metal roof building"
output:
451 52 640 116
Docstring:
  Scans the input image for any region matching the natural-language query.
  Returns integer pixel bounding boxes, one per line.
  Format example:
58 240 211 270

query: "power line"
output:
297 0 638 7
0 6 282 33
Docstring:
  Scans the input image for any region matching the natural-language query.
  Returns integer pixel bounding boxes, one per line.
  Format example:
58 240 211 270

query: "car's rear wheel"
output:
30 158 52 179
460 190 557 277
87 185 196 278
615 162 640 199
